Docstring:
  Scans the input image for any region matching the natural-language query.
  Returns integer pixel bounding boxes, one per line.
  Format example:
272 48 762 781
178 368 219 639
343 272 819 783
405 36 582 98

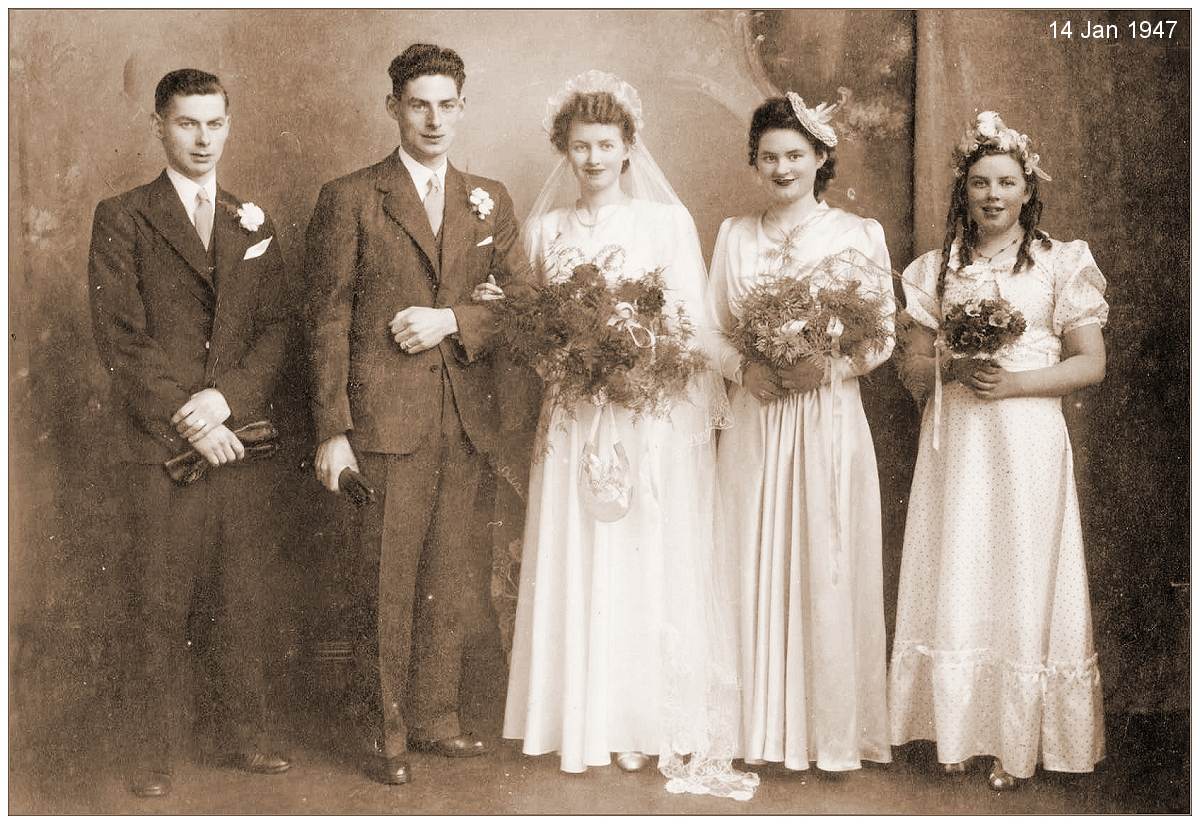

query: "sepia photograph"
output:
7 5 1190 815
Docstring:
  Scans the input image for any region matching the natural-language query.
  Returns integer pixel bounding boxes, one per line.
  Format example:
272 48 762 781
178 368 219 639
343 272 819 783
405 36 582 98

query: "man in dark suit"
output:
305 43 530 785
88 68 292 797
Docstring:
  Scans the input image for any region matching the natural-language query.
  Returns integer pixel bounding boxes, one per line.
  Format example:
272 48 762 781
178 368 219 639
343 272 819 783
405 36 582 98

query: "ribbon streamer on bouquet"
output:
607 302 657 351
825 318 845 587
932 337 944 451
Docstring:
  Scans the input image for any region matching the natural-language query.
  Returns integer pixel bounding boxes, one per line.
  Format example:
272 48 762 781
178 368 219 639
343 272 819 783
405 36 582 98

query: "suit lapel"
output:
378 153 440 280
137 172 215 301
206 189 255 379
213 189 251 287
439 165 473 295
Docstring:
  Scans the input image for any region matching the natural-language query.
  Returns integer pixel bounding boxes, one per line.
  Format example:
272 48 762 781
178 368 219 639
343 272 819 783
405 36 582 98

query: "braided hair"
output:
935 146 1052 305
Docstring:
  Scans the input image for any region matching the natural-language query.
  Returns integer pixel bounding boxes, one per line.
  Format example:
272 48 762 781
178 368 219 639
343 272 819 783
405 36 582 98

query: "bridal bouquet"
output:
941 297 1027 357
496 261 707 417
729 248 892 371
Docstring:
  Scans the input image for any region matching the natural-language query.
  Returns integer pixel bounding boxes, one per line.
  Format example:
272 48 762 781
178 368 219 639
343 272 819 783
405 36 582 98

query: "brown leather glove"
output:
163 420 279 485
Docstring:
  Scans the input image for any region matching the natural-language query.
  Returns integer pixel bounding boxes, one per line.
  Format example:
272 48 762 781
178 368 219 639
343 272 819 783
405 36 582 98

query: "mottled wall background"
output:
8 8 1189 779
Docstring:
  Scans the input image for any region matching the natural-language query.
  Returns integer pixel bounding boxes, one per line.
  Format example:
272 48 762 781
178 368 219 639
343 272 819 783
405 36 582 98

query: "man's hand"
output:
191 424 245 466
315 433 359 493
471 275 505 303
389 307 458 355
778 357 825 394
172 388 231 442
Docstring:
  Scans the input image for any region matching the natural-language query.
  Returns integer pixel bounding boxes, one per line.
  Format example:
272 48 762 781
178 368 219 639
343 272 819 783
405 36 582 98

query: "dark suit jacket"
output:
88 171 291 463
305 152 531 457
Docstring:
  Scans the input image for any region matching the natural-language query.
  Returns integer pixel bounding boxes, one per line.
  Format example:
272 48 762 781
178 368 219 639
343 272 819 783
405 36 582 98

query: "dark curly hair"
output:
747 97 837 198
549 91 636 172
934 146 1052 304
388 43 466 98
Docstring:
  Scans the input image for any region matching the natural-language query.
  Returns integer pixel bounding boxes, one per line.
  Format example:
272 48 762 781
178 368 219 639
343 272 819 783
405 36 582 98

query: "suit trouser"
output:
124 458 275 769
352 379 493 758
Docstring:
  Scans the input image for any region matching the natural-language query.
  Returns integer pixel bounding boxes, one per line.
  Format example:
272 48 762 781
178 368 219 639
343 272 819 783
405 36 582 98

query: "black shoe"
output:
371 755 411 785
227 750 292 774
129 769 172 798
407 733 488 758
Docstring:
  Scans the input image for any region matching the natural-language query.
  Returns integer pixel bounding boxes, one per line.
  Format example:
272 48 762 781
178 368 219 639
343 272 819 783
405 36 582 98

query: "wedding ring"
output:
196 418 206 427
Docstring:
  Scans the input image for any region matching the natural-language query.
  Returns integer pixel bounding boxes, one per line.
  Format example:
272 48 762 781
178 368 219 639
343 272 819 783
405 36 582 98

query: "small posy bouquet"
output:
495 260 706 417
941 297 1027 358
729 248 892 372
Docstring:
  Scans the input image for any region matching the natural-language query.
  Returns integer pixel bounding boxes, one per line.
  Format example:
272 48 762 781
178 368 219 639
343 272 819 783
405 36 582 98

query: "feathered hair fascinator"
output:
785 91 839 147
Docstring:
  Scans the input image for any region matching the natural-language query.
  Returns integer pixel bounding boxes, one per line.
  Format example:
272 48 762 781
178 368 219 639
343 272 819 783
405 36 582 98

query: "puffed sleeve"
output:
704 217 746 383
843 218 896 377
1052 240 1109 336
901 251 942 331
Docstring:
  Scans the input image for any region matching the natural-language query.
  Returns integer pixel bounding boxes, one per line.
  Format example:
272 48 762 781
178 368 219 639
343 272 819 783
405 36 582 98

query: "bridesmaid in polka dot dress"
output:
888 112 1108 791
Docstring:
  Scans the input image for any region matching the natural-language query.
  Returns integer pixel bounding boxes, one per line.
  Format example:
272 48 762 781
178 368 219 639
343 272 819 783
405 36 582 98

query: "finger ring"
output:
196 418 206 427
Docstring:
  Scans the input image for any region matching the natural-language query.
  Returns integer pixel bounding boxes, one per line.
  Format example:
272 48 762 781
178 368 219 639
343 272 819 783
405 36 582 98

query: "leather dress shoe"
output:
227 750 292 774
407 733 488 758
987 759 1019 791
129 769 172 798
371 755 412 785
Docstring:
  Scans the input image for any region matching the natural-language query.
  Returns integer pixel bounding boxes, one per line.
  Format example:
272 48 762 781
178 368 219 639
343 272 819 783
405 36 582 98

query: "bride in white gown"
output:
476 71 757 800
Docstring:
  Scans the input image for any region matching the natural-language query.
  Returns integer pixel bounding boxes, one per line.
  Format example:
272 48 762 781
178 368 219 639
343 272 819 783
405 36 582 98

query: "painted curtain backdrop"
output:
8 11 1188 779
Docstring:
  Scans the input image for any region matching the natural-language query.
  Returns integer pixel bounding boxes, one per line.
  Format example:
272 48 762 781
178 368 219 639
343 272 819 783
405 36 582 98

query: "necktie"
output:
195 188 214 250
424 175 444 236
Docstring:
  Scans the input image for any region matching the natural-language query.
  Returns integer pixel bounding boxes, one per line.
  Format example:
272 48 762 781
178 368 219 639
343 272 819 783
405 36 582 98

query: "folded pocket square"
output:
243 236 273 260
476 235 494 247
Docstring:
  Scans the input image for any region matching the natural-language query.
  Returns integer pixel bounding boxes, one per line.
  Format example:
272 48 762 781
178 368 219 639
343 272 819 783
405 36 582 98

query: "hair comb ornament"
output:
785 91 839 147
543 69 645 136
953 111 1052 181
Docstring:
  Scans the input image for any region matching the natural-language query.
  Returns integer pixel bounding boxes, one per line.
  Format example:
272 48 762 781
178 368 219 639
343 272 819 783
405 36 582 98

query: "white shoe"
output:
616 751 649 772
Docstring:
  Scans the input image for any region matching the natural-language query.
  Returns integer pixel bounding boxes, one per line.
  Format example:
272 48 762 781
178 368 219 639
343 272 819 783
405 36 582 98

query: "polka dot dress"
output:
887 238 1109 779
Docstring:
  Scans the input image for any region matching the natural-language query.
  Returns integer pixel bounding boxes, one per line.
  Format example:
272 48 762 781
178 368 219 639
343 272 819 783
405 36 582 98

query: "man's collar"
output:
164 166 217 212
396 146 447 193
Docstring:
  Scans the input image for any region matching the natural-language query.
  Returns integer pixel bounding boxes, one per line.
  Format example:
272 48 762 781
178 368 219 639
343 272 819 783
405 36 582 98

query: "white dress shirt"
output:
397 146 447 200
165 166 218 227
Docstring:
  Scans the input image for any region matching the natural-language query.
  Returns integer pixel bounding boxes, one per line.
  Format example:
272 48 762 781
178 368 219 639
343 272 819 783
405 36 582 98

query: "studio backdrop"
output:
8 9 1189 765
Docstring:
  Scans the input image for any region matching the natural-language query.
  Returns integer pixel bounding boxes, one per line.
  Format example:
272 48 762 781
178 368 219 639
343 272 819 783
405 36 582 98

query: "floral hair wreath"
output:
542 69 645 140
785 91 839 147
953 111 1052 182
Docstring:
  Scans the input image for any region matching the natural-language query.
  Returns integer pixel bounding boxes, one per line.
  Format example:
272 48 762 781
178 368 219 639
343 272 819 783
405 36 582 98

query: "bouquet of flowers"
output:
941 297 1027 358
496 260 707 418
728 248 892 372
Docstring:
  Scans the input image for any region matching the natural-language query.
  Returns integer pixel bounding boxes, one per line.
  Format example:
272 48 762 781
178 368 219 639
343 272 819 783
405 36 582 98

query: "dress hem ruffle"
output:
888 641 1106 778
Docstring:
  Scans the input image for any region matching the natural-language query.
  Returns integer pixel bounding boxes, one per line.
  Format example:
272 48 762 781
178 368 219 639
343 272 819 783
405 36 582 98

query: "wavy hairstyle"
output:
747 97 837 199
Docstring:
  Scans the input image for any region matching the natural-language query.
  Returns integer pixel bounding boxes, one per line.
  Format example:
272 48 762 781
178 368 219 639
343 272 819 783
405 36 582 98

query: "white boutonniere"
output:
468 187 494 220
236 202 266 232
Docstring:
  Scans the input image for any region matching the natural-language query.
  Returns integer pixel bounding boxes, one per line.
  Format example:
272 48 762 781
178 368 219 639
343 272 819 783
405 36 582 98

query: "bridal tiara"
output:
953 111 1052 182
785 91 839 147
542 69 645 136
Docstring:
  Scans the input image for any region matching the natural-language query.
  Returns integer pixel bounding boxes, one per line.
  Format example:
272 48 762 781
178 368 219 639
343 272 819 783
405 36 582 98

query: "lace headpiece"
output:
785 91 839 147
953 111 1051 181
543 69 645 138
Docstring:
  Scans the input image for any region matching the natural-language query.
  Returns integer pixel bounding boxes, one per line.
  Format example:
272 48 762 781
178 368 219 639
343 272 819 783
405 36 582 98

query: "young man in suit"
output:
88 68 292 797
306 43 530 786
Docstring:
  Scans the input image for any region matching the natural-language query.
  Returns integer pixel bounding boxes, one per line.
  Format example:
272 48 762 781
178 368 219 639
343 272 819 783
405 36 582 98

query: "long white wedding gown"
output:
503 198 756 800
707 202 895 771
